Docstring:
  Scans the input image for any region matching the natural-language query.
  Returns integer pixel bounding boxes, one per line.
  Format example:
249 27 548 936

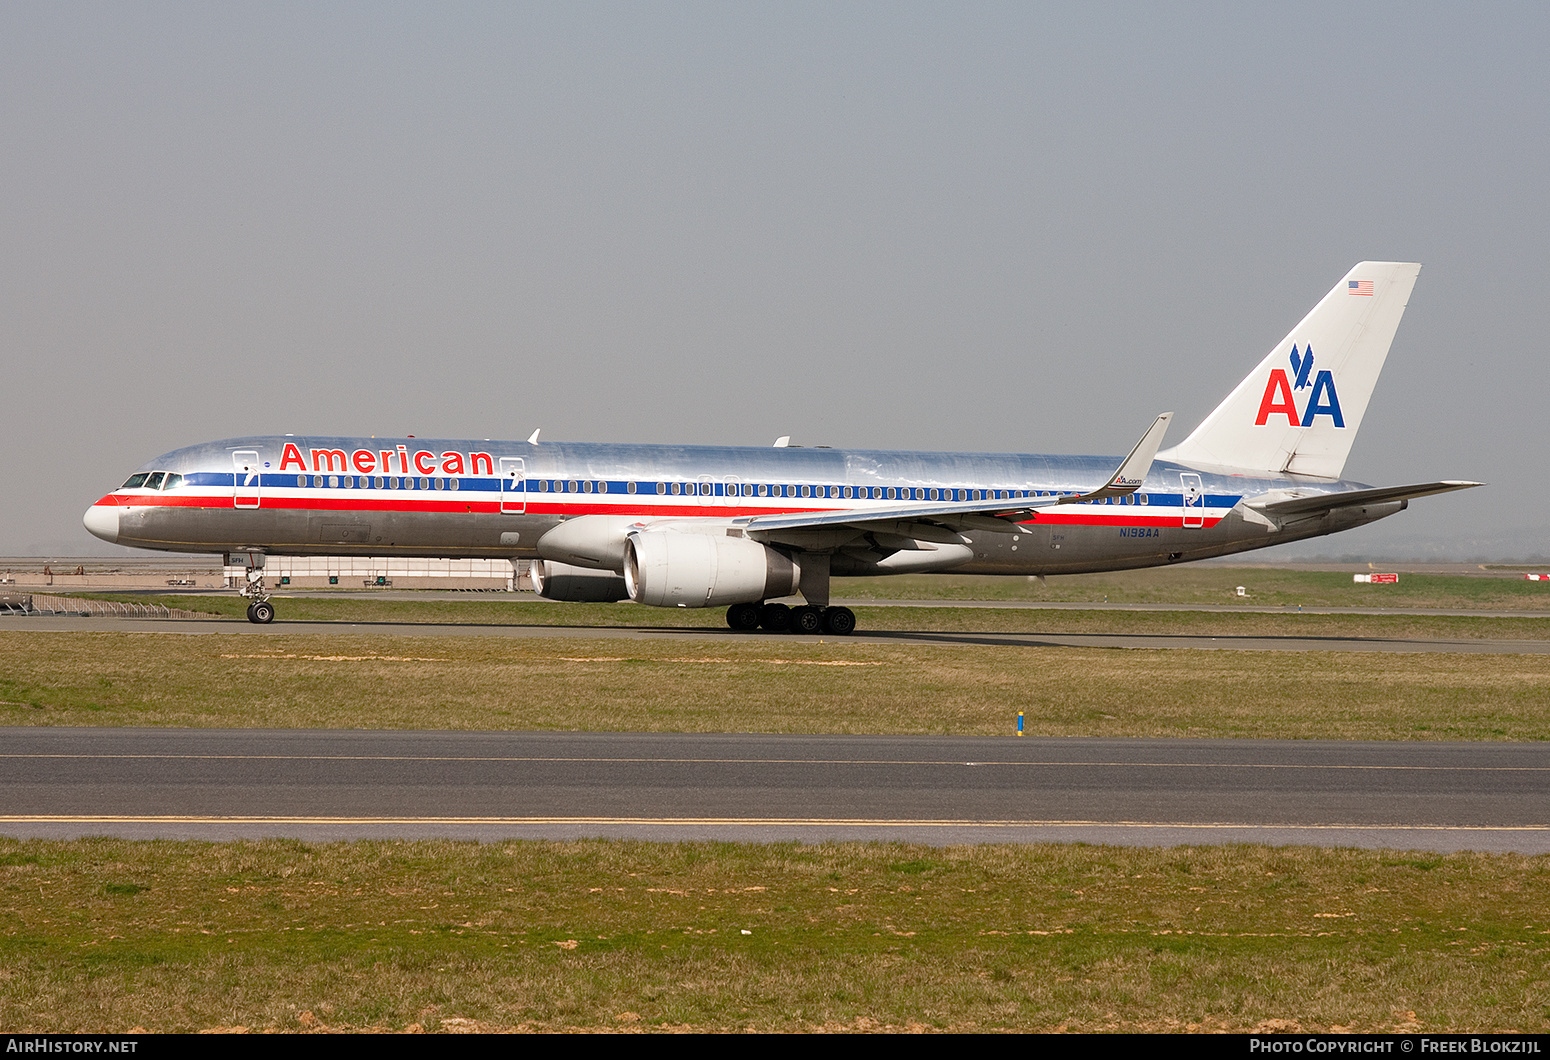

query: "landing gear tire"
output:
821 606 856 635
789 605 824 635
247 601 275 624
759 602 791 632
726 602 762 631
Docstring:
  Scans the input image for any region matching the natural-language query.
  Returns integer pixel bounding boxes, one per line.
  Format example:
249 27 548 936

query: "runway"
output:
3 728 1547 852
7 613 1550 653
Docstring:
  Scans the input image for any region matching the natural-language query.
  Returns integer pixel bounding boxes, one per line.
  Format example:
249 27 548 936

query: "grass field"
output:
3 630 1549 739
832 568 1550 609
1 838 1544 1033
9 573 1548 1034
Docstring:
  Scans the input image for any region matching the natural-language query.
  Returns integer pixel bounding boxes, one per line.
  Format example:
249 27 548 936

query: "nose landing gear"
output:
234 554 275 624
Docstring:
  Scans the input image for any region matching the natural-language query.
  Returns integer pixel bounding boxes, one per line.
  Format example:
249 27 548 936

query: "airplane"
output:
83 261 1479 632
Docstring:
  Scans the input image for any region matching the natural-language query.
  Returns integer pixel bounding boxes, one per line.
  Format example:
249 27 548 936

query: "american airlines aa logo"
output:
1254 344 1345 428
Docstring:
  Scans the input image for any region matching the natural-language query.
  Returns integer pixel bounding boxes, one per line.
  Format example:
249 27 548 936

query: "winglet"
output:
1094 412 1172 497
773 436 791 448
527 428 541 445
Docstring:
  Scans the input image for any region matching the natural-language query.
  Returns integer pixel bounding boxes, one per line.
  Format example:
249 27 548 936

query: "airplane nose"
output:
83 504 120 544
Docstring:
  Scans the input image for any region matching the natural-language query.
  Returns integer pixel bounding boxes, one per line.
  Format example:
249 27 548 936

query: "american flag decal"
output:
1348 280 1374 296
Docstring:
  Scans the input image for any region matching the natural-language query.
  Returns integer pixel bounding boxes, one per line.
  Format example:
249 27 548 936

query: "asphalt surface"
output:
6 612 1550 653
3 729 1547 852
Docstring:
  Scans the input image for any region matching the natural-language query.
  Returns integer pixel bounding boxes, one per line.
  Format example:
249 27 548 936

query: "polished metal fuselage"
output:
90 435 1401 576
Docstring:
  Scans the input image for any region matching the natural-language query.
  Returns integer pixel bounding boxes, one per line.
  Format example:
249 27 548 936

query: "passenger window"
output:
419 477 430 489
449 478 459 491
597 481 607 494
627 481 637 494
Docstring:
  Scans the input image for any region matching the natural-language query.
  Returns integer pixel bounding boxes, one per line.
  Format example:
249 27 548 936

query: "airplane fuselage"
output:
86 434 1401 575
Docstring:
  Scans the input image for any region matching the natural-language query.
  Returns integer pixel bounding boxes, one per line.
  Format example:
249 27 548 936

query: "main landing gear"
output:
726 601 857 635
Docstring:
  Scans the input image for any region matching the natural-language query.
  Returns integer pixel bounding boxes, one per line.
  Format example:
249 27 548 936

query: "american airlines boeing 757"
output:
84 262 1478 632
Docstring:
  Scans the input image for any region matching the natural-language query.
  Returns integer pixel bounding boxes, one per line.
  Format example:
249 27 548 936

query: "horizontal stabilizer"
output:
1250 480 1482 517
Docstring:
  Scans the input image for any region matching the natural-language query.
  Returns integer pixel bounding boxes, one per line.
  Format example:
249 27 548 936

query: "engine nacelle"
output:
530 558 630 602
535 515 638 572
624 531 800 608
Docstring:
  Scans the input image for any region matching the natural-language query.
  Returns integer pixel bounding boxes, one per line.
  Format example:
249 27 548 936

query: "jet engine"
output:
624 531 800 608
529 558 630 602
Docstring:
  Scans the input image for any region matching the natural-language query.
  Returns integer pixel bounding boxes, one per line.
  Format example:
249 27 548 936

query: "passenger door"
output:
233 450 261 509
500 457 526 514
1180 473 1204 528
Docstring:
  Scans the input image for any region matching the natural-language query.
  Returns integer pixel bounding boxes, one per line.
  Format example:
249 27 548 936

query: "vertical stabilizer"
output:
1161 262 1421 478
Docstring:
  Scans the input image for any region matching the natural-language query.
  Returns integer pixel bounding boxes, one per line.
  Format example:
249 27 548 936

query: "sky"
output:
3 2 1546 559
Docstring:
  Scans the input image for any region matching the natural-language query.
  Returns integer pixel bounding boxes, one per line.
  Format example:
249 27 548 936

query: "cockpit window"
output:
143 472 166 490
121 473 150 489
161 473 184 490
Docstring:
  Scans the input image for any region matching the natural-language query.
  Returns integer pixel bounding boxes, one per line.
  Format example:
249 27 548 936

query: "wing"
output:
739 413 1173 544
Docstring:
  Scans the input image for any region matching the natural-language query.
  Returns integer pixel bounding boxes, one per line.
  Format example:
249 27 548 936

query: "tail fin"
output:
1161 262 1421 478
